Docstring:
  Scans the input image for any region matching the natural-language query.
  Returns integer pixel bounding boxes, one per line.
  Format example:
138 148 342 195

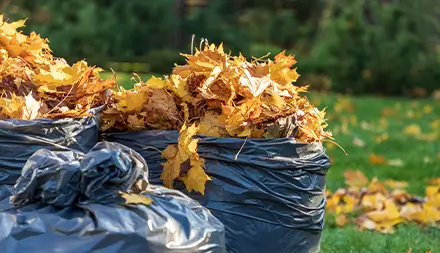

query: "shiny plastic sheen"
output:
104 130 330 253
0 141 226 253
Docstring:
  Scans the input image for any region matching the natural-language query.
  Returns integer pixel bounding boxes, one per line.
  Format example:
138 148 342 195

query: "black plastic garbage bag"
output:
0 141 226 253
0 115 99 201
104 130 330 253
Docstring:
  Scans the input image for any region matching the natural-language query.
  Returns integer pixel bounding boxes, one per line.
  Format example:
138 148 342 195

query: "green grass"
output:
310 94 440 253
110 72 440 252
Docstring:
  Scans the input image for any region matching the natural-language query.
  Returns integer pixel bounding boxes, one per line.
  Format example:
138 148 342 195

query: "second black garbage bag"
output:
0 113 100 200
0 141 226 253
104 130 331 253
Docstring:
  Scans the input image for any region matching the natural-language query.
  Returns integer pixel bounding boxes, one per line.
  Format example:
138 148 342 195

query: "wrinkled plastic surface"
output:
0 116 99 201
104 130 330 253
0 141 226 253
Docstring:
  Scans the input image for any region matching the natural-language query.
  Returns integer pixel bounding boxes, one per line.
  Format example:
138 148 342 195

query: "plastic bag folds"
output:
104 130 330 253
0 116 99 201
0 141 226 253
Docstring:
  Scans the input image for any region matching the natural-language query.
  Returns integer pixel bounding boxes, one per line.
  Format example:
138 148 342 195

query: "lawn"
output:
105 72 440 252
311 94 440 253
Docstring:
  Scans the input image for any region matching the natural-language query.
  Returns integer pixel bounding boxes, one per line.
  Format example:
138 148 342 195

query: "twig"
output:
191 34 195 55
323 139 348 156
110 67 117 80
235 136 248 160
42 85 74 117
143 146 163 155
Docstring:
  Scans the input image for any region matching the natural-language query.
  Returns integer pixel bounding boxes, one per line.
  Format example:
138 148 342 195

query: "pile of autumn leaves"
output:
0 16 114 120
326 170 440 233
0 16 331 196
101 44 332 193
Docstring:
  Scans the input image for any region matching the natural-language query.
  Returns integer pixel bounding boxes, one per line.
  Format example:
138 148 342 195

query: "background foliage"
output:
3 0 440 95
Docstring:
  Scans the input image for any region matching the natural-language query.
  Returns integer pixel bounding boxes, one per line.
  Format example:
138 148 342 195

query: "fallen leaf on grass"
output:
428 178 440 185
387 159 404 167
327 173 440 233
385 180 408 189
381 107 396 117
334 97 356 113
430 119 440 130
369 154 387 165
403 124 422 136
375 133 389 143
424 105 432 113
361 121 372 130
352 137 366 147
336 195 357 214
361 192 387 211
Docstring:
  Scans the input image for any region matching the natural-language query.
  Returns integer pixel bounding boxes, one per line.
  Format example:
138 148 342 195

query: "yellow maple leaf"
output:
425 193 440 209
177 124 199 161
199 111 222 137
34 60 89 89
326 194 342 211
113 88 148 113
366 199 401 222
160 145 182 189
426 186 439 198
0 94 26 119
180 157 211 195
0 15 26 35
336 195 357 214
146 76 167 89
361 193 387 211
161 123 211 194
367 178 387 193
120 192 152 206
410 203 440 224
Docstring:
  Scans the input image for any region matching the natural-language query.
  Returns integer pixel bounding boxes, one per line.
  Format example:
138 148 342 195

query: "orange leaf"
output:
369 154 387 165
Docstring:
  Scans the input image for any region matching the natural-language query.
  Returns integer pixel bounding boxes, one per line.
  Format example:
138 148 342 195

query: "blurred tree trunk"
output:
174 0 186 49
